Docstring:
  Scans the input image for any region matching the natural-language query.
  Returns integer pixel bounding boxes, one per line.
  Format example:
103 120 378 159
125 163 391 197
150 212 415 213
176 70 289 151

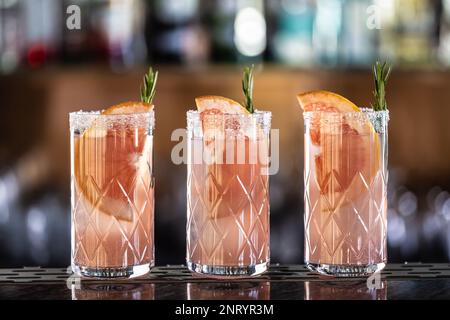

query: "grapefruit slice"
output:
74 101 153 221
195 94 247 162
195 95 249 115
194 96 260 220
102 101 153 115
195 95 249 163
297 91 380 200
195 95 249 137
298 91 360 146
297 90 359 113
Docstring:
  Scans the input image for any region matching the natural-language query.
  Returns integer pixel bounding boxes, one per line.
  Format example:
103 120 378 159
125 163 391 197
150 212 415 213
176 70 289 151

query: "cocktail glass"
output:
70 110 154 278
186 111 271 277
304 109 389 276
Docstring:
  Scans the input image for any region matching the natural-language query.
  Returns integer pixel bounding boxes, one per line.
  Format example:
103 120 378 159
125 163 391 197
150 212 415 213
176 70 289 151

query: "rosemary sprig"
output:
371 61 391 111
140 67 159 104
242 65 255 113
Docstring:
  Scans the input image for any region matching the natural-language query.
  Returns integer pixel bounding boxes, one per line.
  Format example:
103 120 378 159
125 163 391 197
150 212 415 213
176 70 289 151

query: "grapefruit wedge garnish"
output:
298 91 380 202
298 90 360 113
194 96 254 220
74 101 153 221
298 90 360 145
195 95 249 162
195 95 249 115
102 101 154 115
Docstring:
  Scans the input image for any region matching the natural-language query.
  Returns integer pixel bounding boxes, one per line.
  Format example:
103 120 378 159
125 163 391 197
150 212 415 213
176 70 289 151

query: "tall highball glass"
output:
186 111 271 277
70 110 154 278
304 109 389 277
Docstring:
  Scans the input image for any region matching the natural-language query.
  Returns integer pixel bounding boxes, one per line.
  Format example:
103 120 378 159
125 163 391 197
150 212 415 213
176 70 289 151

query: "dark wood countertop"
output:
1 263 449 300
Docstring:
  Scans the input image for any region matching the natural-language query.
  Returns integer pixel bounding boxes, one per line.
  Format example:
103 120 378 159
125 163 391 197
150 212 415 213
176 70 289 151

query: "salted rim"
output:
187 109 271 128
69 109 154 118
187 109 271 119
69 109 155 131
303 108 389 120
186 110 272 136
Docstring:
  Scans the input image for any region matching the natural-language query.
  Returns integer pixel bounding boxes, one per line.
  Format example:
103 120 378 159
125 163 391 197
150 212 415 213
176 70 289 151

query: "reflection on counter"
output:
71 283 155 300
304 280 387 300
187 282 270 300
3 264 450 300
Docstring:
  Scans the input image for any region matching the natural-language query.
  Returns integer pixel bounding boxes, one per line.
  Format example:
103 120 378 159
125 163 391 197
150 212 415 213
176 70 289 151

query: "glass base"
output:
306 262 385 277
72 263 151 279
187 261 268 278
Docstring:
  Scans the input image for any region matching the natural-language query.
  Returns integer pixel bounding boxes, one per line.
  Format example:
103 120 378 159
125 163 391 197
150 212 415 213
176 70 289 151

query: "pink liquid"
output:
304 120 387 267
71 120 154 272
187 137 270 270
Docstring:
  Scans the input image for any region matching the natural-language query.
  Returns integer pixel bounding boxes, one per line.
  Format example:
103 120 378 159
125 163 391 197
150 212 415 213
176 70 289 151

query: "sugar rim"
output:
69 109 154 118
69 110 155 131
303 108 389 123
187 109 271 122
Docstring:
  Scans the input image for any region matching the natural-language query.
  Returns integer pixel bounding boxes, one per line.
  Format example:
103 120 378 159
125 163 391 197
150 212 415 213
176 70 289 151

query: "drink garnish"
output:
74 68 157 221
195 65 256 115
242 64 255 114
140 66 159 105
297 91 380 202
371 61 391 111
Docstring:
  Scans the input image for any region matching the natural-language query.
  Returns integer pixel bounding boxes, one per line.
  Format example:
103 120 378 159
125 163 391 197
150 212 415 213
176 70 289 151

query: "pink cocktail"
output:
70 108 154 278
303 109 389 276
186 111 271 277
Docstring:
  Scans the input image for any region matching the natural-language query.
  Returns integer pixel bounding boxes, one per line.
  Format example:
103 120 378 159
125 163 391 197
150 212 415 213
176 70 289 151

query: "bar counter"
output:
1 264 449 300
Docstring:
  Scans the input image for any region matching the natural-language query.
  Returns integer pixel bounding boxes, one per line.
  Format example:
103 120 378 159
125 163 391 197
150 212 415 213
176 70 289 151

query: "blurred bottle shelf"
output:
1 0 449 74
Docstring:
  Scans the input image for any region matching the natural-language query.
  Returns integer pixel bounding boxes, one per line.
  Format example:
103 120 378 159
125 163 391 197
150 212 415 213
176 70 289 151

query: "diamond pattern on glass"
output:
305 167 387 265
187 165 270 267
72 170 154 269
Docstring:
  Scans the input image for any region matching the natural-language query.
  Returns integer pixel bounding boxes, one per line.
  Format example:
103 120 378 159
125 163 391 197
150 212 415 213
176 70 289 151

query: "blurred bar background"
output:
1 0 450 267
